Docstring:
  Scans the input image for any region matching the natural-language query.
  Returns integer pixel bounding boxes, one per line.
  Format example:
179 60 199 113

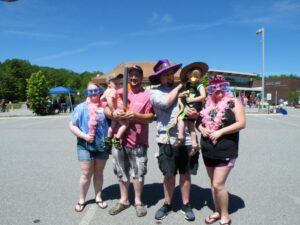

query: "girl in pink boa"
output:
198 75 246 225
69 82 109 212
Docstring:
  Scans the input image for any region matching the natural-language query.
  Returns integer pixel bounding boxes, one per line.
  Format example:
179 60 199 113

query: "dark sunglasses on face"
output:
206 82 229 94
87 88 101 96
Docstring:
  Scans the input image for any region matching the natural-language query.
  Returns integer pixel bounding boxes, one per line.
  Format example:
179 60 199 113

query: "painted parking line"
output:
78 205 98 225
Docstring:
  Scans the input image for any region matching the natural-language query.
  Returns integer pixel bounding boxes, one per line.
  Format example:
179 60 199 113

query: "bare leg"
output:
187 121 198 147
115 123 127 139
179 174 191 204
211 166 232 223
163 176 176 204
93 159 107 207
119 180 130 205
107 126 113 139
108 120 118 138
78 161 94 204
205 166 221 221
132 178 144 205
177 119 185 140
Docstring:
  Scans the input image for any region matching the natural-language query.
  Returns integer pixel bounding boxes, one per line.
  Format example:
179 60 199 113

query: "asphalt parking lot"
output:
1 108 300 225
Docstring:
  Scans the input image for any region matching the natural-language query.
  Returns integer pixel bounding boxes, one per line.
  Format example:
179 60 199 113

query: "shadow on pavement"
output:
101 183 245 214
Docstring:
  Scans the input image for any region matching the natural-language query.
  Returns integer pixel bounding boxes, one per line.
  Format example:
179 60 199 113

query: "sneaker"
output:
112 138 121 149
180 203 195 221
108 203 130 215
155 203 172 220
135 204 147 217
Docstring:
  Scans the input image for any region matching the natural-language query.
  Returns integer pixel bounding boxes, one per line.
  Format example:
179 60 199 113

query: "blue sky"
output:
1 0 300 75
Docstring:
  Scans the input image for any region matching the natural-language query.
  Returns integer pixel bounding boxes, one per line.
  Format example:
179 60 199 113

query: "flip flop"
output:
96 200 108 209
205 213 220 224
219 219 231 225
75 202 85 212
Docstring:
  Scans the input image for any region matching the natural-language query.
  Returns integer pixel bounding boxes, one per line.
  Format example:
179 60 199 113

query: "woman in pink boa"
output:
198 75 246 225
69 82 109 212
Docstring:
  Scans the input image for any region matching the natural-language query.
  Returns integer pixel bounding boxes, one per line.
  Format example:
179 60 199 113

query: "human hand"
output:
112 110 126 120
124 111 136 121
178 92 187 98
185 108 199 120
199 125 210 138
186 97 193 103
84 133 94 143
209 130 223 143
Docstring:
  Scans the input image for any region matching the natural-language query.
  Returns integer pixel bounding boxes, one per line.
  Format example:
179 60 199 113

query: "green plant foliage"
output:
0 58 104 102
288 90 299 105
26 71 49 115
202 73 209 87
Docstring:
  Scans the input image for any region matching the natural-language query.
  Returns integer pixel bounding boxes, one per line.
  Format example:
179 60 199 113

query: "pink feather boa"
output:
86 97 101 135
200 92 233 135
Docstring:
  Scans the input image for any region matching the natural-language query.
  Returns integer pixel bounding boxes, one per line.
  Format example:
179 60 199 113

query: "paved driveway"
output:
1 109 300 225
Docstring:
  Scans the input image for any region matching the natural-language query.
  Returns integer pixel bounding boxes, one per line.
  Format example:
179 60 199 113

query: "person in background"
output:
197 75 246 225
69 82 109 212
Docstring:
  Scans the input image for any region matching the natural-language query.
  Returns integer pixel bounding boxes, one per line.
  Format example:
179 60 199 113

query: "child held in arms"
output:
175 62 208 154
101 73 128 150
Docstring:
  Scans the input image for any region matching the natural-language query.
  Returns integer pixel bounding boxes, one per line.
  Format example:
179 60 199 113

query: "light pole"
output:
256 27 265 107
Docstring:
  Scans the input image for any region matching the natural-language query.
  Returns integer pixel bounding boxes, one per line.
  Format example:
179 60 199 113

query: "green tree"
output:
288 91 299 106
202 72 209 87
26 71 49 115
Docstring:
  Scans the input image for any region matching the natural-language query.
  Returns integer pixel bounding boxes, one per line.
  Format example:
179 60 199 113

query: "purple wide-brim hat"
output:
149 59 182 85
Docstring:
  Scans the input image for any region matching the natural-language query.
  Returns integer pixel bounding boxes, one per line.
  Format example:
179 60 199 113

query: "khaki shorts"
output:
112 146 148 182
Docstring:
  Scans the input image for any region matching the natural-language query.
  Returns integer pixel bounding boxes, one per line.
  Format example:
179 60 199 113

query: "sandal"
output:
108 203 130 215
205 213 220 224
96 200 108 209
75 202 85 212
220 219 231 225
173 138 184 148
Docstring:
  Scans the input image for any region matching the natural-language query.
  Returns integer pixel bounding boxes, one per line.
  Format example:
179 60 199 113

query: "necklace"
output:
200 92 233 133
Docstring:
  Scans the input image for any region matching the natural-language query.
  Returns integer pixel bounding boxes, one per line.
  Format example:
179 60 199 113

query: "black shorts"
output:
202 155 231 167
157 143 199 177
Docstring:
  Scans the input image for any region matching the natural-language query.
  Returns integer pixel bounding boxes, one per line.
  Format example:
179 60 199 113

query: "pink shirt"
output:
121 88 153 148
101 88 124 110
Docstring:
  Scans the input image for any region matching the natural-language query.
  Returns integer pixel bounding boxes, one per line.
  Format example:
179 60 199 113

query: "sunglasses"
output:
87 88 102 96
206 82 229 94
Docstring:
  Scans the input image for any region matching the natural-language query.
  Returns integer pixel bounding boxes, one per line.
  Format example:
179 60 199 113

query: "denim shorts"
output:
77 148 109 161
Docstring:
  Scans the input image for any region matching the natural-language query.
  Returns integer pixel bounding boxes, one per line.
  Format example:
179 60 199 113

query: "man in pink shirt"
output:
104 65 154 217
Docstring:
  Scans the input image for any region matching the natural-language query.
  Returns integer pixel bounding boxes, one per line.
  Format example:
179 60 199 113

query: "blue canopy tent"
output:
49 86 77 112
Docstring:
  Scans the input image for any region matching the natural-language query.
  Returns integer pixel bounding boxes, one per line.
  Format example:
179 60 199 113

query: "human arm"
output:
164 83 183 107
186 85 206 103
123 111 154 124
209 98 246 142
69 122 94 143
151 83 183 109
185 108 200 120
104 106 126 120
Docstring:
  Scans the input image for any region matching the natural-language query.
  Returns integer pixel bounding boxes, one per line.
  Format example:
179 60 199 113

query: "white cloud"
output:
2 30 66 39
35 47 88 61
149 12 173 25
272 0 300 12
